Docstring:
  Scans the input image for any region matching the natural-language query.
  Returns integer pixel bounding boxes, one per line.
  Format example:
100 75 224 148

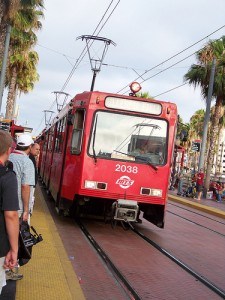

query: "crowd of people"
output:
0 130 40 294
170 166 225 202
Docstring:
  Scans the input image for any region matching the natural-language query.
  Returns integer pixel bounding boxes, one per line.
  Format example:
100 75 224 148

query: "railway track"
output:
168 202 225 225
167 202 225 237
77 219 225 299
77 219 141 300
167 210 225 237
129 223 225 299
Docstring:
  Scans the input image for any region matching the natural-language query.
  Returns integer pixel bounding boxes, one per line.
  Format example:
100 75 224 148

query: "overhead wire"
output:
153 83 188 98
34 0 120 134
34 21 224 134
117 24 225 94
59 0 117 94
37 44 192 73
140 52 195 84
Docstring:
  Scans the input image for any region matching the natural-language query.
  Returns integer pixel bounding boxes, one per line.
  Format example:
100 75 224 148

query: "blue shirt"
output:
9 151 35 213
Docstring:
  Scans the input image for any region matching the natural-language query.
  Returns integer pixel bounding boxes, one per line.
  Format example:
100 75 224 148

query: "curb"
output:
168 194 225 219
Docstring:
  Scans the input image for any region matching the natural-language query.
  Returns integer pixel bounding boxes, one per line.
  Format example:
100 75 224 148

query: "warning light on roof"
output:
129 82 142 96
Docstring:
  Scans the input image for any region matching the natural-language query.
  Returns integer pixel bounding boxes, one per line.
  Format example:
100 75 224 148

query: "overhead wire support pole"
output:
77 35 116 91
43 110 54 127
198 58 216 171
52 91 70 112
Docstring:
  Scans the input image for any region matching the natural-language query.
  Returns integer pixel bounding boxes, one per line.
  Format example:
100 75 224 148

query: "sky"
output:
2 0 225 135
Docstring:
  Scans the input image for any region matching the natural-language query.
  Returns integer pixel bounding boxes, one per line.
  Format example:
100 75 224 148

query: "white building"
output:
213 129 225 179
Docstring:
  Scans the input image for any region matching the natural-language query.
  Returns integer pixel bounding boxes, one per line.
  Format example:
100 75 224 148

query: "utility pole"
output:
198 58 216 171
0 24 11 113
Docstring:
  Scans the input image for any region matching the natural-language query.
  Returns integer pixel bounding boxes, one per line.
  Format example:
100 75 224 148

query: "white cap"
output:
17 134 34 147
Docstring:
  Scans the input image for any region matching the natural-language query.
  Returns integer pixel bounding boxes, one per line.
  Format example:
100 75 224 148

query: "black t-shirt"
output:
29 154 38 186
0 165 19 257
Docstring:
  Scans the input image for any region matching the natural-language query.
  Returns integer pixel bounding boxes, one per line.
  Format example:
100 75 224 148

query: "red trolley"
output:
38 84 177 228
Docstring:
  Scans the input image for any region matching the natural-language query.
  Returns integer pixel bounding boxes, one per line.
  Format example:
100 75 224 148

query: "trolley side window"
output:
43 131 49 151
71 110 85 154
48 126 55 151
54 117 66 153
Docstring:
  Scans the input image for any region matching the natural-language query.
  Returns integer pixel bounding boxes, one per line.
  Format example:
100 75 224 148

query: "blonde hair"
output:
0 130 13 155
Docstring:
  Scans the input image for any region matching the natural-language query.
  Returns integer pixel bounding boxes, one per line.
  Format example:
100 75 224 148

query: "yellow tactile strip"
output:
16 185 85 300
168 194 225 219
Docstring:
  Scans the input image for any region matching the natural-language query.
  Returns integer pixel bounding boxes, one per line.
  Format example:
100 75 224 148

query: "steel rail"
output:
168 202 225 225
77 220 142 300
167 210 225 237
130 224 225 299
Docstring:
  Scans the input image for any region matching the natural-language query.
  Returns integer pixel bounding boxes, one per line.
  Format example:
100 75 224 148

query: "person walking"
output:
0 130 20 293
194 168 204 200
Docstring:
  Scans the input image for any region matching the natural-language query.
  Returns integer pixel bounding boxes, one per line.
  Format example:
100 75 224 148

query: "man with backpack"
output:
0 130 19 294
6 133 35 281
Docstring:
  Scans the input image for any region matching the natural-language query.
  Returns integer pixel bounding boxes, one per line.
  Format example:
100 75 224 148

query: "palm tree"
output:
189 109 205 139
5 50 39 118
137 91 153 99
0 0 20 62
184 36 225 191
187 109 205 170
5 1 43 118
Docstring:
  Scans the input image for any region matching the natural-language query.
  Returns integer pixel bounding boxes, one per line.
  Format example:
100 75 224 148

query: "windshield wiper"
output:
113 150 158 171
113 150 135 157
135 155 158 171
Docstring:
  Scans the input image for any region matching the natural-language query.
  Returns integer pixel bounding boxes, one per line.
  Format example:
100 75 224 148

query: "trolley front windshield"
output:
89 111 168 165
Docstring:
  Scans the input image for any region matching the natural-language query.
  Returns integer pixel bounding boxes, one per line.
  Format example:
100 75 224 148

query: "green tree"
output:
184 36 225 191
187 109 205 170
6 50 39 118
189 109 205 139
5 0 43 118
0 0 20 63
136 91 153 99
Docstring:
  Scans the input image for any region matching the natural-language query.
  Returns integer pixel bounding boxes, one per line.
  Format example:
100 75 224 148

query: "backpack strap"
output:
0 166 7 178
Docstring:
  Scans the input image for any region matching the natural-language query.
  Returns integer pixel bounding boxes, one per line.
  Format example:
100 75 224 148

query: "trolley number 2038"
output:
115 164 138 174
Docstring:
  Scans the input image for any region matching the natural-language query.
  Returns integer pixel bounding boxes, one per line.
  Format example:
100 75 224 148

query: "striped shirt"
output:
9 151 35 213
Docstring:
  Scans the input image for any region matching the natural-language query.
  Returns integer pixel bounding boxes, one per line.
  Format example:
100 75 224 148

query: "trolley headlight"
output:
85 180 97 189
140 187 162 197
84 180 107 190
151 189 162 197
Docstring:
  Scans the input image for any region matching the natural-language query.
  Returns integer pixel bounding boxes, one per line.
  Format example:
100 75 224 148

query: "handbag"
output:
18 220 43 266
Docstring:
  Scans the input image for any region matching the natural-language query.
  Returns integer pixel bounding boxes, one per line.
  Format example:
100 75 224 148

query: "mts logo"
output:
116 176 134 189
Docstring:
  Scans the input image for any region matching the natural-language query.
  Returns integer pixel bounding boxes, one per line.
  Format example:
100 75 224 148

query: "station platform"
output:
4 184 85 300
168 189 225 219
1 185 225 300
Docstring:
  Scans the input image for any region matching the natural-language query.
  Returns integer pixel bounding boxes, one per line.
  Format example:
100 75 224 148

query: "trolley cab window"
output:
89 111 168 165
71 110 85 154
